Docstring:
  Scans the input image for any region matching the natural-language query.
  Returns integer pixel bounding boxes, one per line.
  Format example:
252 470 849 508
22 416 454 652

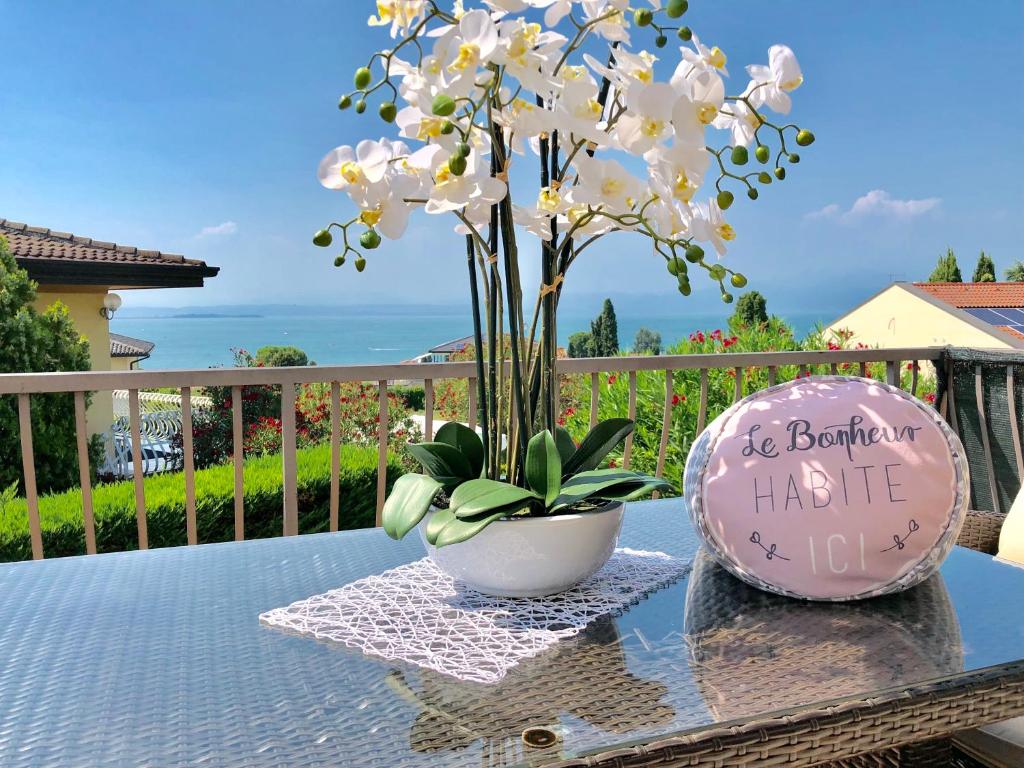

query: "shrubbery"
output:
185 348 420 468
0 236 102 494
562 320 937 493
0 443 403 561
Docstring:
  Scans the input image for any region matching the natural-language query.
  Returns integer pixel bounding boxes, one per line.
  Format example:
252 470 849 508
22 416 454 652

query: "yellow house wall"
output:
826 285 1015 351
32 288 114 437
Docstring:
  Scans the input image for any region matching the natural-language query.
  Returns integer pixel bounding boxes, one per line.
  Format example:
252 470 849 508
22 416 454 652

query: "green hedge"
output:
0 443 404 562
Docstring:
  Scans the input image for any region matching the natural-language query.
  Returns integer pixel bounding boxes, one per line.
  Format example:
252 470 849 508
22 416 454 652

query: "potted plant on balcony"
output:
314 0 814 595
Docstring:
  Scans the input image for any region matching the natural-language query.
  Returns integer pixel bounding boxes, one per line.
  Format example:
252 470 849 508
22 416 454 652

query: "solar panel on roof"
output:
995 308 1024 323
964 308 1007 324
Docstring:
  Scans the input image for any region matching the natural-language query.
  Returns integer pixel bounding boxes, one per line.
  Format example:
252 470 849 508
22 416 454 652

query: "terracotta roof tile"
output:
912 282 1024 308
996 325 1024 342
0 218 207 267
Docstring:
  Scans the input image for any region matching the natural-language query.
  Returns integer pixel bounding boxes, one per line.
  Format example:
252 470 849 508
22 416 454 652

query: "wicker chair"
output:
934 347 1024 768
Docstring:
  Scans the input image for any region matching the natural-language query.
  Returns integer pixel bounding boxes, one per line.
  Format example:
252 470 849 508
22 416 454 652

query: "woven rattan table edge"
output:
545 662 1024 768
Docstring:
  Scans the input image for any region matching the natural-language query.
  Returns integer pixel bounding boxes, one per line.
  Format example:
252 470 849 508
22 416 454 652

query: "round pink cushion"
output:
685 376 969 600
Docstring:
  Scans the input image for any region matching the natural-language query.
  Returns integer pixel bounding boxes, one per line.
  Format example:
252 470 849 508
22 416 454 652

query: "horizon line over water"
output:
111 306 829 370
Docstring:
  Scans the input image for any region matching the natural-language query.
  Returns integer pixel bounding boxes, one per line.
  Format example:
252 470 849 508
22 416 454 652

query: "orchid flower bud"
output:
432 94 456 117
360 230 382 249
774 167 786 180
755 145 769 164
716 190 734 210
354 67 372 90
796 130 815 146
666 0 688 18
355 257 367 272
379 102 397 123
313 229 332 247
730 146 748 165
731 273 748 288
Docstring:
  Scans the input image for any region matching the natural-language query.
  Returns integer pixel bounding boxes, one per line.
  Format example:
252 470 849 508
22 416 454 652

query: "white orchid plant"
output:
315 0 814 546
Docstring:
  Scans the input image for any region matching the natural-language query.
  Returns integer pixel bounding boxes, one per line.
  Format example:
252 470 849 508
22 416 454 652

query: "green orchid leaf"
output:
449 478 538 519
425 507 457 545
561 418 635 477
433 508 509 548
554 427 577 465
525 430 561 506
406 441 475 489
382 474 443 540
551 468 663 512
434 421 485 479
594 477 675 502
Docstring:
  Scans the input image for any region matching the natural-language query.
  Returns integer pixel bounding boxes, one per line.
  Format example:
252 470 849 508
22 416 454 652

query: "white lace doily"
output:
260 548 689 684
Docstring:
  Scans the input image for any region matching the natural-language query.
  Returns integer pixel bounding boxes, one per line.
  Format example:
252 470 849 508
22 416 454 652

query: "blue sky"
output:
1 0 1021 317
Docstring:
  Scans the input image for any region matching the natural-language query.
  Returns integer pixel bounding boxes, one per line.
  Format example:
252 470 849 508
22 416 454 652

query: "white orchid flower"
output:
584 49 657 91
354 175 418 240
668 66 724 144
368 1 426 38
746 45 803 115
713 97 762 147
317 139 392 191
493 18 566 93
646 141 711 204
614 82 677 154
581 0 631 43
569 155 642 214
690 198 736 256
531 0 576 28
497 97 555 153
446 9 499 77
423 152 508 214
679 35 730 78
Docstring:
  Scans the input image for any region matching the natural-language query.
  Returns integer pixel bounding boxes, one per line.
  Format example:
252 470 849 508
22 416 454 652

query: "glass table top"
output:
0 499 1022 767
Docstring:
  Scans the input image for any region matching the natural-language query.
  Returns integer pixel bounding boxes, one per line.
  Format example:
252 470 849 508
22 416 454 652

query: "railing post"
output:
232 385 245 541
376 380 389 526
696 369 709 434
623 371 637 470
654 369 673 499
589 372 599 430
181 387 198 546
17 394 43 560
423 379 434 441
128 389 148 550
330 381 341 533
281 382 299 537
73 391 97 555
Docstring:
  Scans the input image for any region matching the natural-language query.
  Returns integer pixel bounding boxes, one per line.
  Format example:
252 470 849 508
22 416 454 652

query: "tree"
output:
928 249 962 282
255 345 310 367
633 327 662 355
1006 261 1024 282
972 251 996 283
731 291 769 328
590 298 619 357
567 331 594 359
0 236 98 493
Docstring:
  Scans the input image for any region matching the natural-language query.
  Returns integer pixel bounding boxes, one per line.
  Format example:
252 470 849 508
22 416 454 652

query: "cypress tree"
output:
928 249 963 282
972 251 996 282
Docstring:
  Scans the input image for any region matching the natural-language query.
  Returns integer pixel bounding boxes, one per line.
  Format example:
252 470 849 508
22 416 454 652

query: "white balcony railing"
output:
0 347 946 560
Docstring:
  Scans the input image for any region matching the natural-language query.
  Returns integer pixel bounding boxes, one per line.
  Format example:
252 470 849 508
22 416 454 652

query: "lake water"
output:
111 307 828 370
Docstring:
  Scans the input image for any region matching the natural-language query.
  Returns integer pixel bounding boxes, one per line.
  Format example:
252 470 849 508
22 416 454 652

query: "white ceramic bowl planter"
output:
419 502 625 597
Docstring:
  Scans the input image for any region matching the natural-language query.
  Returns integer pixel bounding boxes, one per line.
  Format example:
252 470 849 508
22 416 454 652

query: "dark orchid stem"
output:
487 151 500 480
465 233 489 473
493 128 529 483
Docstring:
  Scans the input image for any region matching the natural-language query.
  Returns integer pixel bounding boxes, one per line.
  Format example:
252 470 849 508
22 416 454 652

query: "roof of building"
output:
1 218 220 289
110 333 155 359
429 335 474 354
911 282 1024 308
828 282 1024 350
